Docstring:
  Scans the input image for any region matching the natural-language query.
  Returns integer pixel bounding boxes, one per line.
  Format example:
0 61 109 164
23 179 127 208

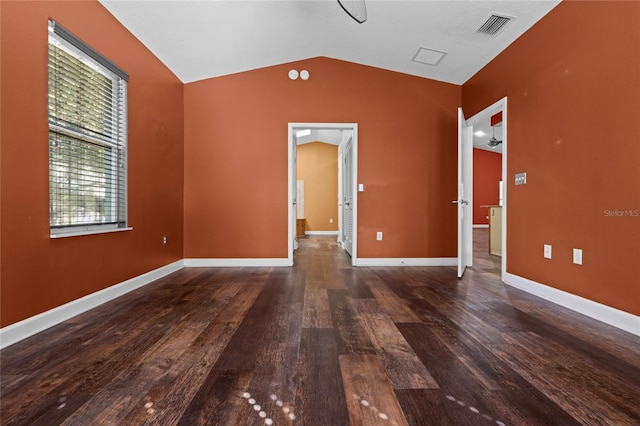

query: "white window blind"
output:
48 21 128 236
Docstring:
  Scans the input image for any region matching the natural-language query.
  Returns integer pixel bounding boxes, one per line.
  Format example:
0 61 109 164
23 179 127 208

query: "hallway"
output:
1 236 639 425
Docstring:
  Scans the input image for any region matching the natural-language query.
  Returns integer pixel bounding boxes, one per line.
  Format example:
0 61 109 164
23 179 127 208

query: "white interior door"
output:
342 137 354 256
456 108 473 277
292 137 298 252
337 149 344 244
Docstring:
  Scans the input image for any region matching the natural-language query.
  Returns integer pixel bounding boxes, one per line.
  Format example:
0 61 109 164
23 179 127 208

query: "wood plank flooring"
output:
2 231 639 425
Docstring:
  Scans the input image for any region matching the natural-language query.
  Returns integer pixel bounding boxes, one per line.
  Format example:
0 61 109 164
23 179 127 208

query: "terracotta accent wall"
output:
473 149 502 225
184 57 460 259
297 142 339 232
463 1 640 315
1 1 184 327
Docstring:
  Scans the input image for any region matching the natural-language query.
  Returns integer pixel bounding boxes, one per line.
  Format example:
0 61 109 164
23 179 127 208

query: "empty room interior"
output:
1 1 639 424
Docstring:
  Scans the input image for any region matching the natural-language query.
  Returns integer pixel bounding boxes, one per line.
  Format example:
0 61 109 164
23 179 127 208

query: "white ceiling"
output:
99 0 560 85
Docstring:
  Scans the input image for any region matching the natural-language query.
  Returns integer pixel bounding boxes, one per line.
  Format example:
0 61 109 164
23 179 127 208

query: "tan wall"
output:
297 143 339 232
463 0 640 315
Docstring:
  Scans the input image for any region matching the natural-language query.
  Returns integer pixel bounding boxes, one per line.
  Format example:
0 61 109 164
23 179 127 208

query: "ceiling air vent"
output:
476 14 514 37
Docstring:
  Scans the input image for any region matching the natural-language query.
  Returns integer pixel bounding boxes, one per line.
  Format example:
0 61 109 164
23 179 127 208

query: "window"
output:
48 21 129 237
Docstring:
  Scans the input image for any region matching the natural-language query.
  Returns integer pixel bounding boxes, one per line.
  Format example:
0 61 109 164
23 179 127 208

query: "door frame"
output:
465 97 507 280
287 122 359 266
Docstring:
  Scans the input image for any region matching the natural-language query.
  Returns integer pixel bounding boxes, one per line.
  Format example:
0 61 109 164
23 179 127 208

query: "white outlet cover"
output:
544 244 552 259
573 248 583 265
376 232 383 241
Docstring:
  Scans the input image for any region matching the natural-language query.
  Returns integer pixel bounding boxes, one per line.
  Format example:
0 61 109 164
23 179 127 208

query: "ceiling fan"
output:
488 125 502 148
338 0 367 23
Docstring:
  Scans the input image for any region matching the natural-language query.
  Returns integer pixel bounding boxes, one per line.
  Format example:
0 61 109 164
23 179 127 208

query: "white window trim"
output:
48 21 129 238
50 227 133 239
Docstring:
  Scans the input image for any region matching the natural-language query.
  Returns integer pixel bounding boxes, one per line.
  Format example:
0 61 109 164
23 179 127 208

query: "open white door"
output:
456 108 473 277
292 138 298 252
338 148 344 244
342 137 354 256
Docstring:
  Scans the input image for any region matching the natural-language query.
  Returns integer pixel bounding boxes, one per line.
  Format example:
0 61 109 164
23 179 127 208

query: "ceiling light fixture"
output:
337 0 367 24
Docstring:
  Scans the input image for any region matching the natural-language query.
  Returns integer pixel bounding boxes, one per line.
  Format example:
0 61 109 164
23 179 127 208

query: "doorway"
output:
288 123 358 266
460 98 507 280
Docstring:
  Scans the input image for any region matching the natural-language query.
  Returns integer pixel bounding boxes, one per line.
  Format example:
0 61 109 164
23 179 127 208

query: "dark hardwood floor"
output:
2 231 639 425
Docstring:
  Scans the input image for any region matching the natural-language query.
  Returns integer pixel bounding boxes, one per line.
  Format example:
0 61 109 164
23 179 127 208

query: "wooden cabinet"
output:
489 206 502 256
296 219 306 237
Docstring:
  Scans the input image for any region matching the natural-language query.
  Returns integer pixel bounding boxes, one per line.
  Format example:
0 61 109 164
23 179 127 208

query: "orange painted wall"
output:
473 149 502 225
0 1 184 327
184 57 460 259
297 142 339 232
463 1 640 315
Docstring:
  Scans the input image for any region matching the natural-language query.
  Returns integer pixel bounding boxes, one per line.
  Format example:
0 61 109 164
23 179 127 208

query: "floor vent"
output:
476 14 514 36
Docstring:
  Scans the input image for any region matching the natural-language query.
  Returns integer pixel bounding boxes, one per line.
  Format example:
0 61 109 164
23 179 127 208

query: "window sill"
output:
50 227 133 239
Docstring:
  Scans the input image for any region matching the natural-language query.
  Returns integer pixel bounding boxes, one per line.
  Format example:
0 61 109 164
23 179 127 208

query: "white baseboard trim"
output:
503 272 639 336
0 260 185 350
355 258 457 267
304 231 339 236
473 224 489 228
6 259 635 351
184 258 290 267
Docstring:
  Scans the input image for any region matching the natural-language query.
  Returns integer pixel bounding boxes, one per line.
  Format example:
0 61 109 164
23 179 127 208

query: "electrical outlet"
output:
162 235 167 246
544 244 552 259
376 231 383 241
329 218 333 223
573 248 583 265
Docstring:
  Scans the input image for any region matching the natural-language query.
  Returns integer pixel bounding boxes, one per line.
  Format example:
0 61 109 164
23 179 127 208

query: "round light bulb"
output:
300 70 310 80
288 69 299 80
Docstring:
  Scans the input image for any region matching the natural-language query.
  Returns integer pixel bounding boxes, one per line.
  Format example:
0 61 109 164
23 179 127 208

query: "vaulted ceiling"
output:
99 0 560 85
99 1 558 153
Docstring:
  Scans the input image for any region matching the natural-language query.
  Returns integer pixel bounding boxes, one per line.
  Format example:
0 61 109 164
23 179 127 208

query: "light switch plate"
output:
376 231 383 241
544 244 552 259
358 184 365 192
515 172 527 185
